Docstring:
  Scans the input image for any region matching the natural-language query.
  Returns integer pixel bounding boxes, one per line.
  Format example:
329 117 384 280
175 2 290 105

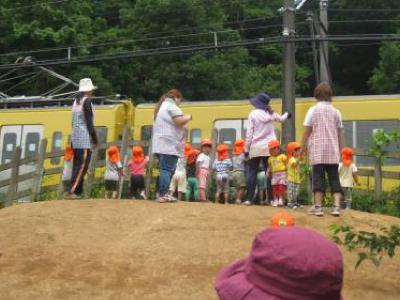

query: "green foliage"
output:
330 224 400 269
368 129 400 165
369 42 400 94
352 187 400 218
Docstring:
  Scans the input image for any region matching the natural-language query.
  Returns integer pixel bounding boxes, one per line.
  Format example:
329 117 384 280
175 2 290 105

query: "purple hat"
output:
250 93 271 110
215 227 343 300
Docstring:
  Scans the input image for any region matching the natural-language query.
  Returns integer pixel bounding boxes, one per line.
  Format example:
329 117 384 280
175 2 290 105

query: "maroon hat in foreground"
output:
215 227 343 300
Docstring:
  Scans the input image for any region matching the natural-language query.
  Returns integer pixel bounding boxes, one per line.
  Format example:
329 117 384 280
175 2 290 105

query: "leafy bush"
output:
352 188 400 218
330 224 400 269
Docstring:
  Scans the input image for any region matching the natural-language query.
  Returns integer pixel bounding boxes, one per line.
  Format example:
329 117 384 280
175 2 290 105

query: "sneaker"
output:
308 206 324 216
278 198 284 207
292 202 303 209
271 200 278 207
65 193 79 200
331 206 341 217
157 196 169 203
165 194 178 202
235 199 242 204
242 200 252 206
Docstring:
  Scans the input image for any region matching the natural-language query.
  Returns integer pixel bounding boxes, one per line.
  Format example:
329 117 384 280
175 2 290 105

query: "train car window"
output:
96 127 108 160
219 128 236 145
342 121 354 148
141 126 153 141
2 133 17 164
51 132 63 165
25 132 40 158
356 120 400 166
191 129 202 144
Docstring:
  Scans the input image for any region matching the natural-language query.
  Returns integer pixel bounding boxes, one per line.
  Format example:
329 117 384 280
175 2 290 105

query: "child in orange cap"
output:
287 142 303 209
213 144 233 204
339 147 359 209
197 138 212 202
104 146 124 199
267 140 287 207
168 144 191 201
186 149 200 201
62 144 74 194
127 146 149 199
232 139 246 204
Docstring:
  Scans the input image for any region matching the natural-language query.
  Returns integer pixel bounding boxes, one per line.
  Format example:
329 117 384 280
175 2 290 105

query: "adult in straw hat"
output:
66 78 98 199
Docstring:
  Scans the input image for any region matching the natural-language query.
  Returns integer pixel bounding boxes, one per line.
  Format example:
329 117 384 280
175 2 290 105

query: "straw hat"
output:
79 78 97 92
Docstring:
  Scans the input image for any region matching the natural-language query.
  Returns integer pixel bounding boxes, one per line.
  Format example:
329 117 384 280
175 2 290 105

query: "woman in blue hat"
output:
243 93 291 205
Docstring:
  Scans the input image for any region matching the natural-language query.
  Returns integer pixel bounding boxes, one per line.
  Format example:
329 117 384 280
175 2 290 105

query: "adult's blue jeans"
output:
157 154 179 196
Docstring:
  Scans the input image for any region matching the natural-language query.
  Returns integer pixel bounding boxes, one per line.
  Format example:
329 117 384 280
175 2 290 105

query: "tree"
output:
369 42 400 94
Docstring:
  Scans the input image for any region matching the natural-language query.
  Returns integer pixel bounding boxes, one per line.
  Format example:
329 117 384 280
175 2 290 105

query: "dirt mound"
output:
0 200 399 300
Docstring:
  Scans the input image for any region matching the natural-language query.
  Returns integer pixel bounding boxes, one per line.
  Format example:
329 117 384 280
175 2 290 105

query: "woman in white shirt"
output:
152 89 192 203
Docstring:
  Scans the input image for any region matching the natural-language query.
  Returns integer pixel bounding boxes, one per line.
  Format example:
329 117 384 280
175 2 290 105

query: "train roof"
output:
0 96 129 109
135 94 400 108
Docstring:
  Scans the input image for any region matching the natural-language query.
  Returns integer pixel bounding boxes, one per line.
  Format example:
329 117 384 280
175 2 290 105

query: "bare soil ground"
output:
0 200 399 300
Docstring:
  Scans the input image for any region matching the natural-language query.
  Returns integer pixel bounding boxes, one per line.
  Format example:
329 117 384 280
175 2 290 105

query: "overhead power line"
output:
0 34 399 70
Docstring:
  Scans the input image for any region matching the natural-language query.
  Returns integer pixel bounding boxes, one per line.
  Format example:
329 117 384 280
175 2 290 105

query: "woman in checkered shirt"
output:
66 78 98 199
302 83 344 217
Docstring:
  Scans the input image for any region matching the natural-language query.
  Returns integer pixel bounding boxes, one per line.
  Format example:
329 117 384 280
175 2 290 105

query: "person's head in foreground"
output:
341 147 354 166
215 227 343 300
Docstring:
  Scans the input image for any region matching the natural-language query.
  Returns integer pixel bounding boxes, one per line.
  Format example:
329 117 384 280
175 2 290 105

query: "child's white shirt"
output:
339 162 357 187
62 160 73 181
197 153 210 168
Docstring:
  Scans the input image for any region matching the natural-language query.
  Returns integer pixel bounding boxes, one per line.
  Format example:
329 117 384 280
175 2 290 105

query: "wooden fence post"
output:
374 157 382 200
6 146 22 207
145 138 153 200
118 126 131 199
32 139 48 201
85 147 99 199
57 136 70 200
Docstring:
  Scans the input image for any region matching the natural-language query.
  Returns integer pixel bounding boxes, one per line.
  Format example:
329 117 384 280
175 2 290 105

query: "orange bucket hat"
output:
184 143 192 157
233 139 245 155
271 212 295 228
217 144 229 161
268 139 280 150
188 149 201 165
341 147 354 166
64 145 74 161
287 142 301 160
132 146 145 164
201 138 212 147
107 146 120 163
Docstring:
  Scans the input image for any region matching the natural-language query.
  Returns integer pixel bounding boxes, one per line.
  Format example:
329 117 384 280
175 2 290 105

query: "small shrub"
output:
330 224 400 269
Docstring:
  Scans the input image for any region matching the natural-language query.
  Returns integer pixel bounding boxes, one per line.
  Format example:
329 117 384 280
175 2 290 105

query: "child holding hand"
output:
197 138 212 202
104 146 124 199
267 140 287 207
287 142 303 209
213 144 233 204
339 147 359 209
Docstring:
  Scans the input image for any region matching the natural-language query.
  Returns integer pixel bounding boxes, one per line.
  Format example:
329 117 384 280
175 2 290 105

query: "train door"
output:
0 125 43 202
19 125 43 202
0 126 23 198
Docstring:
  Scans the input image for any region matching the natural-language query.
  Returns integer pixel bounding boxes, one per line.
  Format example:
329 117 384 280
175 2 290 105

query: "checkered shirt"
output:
71 98 92 149
304 102 343 165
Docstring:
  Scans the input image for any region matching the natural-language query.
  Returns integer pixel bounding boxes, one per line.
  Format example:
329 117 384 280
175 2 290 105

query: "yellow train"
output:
0 94 399 192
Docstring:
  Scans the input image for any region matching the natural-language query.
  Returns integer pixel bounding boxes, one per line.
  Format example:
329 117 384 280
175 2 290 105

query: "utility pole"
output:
282 0 296 145
307 10 320 84
319 0 330 83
